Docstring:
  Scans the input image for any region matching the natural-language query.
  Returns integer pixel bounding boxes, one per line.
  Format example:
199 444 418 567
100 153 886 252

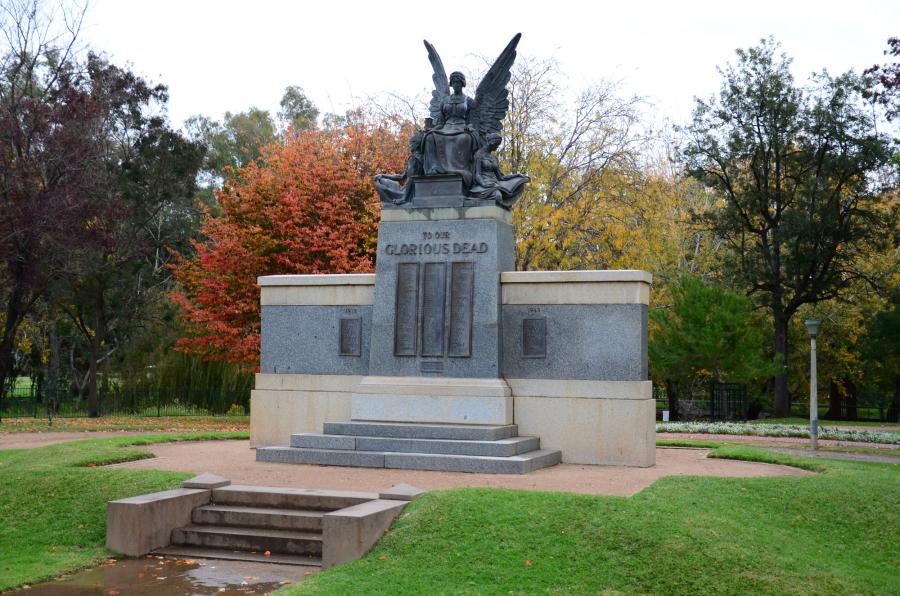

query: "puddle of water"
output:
14 556 317 595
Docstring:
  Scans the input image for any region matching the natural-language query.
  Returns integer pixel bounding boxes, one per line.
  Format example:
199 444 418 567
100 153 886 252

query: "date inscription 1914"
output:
383 230 488 256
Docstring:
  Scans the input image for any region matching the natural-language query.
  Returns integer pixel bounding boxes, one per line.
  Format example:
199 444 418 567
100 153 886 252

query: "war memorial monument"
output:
251 34 654 473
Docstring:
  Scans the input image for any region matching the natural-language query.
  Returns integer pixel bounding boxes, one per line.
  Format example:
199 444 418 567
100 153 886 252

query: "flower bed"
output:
656 421 900 445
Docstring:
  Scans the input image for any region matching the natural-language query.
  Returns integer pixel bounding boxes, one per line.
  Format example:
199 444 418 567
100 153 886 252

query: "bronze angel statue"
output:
375 34 530 209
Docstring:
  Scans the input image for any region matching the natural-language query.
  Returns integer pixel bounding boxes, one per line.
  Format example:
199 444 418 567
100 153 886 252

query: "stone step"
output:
257 446 562 474
211 485 377 511
171 524 322 556
323 421 518 441
290 433 540 457
192 504 324 531
154 545 322 567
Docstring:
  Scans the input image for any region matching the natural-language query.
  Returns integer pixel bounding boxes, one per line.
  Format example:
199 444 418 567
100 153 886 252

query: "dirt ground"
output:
107 440 810 497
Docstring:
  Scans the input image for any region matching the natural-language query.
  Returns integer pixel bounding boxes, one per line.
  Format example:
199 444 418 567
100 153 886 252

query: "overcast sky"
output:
80 0 899 129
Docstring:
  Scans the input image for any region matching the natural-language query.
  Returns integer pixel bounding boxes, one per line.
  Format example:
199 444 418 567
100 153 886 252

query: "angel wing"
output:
423 40 449 126
470 33 521 140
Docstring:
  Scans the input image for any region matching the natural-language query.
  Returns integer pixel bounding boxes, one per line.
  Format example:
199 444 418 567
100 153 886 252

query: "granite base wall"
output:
250 374 359 447
513 384 655 467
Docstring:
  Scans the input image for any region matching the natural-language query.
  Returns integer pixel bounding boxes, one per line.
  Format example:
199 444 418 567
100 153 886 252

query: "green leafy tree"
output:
52 54 204 417
650 276 778 419
279 85 318 131
863 288 900 421
682 38 894 415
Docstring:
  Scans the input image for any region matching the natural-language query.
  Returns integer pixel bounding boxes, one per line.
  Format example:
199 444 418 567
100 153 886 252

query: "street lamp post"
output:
805 320 820 450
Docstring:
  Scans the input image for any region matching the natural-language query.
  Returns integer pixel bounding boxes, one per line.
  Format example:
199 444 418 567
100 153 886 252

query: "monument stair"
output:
157 485 385 567
256 422 562 474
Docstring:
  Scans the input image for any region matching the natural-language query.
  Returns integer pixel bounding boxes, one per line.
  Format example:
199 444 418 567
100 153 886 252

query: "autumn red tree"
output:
171 114 409 367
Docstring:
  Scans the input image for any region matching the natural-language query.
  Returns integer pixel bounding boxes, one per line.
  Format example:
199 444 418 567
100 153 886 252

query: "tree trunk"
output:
772 313 790 416
48 322 60 424
87 333 100 418
665 379 680 421
844 378 858 421
887 375 900 423
0 284 27 423
826 379 844 420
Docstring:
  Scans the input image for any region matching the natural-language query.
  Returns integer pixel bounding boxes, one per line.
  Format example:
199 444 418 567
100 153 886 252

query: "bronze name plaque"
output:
394 263 419 356
420 262 447 357
420 360 444 374
522 318 547 358
448 262 474 357
339 318 361 356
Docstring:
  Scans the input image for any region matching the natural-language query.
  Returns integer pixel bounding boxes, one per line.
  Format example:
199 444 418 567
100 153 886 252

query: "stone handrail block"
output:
106 488 211 557
322 499 409 568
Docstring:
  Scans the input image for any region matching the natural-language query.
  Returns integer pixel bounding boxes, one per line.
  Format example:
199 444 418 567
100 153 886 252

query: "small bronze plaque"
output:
394 263 419 356
420 360 444 374
522 318 547 358
339 318 361 356
448 262 474 357
420 262 447 357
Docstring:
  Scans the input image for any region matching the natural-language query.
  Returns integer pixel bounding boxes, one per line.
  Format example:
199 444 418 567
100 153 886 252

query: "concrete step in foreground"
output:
257 446 562 474
154 545 321 567
211 485 378 511
192 504 325 531
171 524 323 557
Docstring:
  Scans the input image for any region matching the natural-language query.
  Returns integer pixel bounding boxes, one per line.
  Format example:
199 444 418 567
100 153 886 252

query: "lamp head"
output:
805 320 820 338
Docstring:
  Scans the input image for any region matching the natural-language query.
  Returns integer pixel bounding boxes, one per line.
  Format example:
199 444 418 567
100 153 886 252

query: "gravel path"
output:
108 440 810 497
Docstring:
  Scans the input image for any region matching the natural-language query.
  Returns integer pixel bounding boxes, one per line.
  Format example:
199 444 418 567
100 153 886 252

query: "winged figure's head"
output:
449 71 466 91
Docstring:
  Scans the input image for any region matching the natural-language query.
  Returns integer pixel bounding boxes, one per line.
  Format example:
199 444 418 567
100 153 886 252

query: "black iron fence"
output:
655 382 748 421
0 386 250 419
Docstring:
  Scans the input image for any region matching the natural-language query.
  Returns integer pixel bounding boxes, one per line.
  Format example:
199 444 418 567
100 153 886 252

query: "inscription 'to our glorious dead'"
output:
384 241 489 256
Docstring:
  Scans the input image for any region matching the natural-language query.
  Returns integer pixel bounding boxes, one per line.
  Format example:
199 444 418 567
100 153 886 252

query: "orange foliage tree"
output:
171 115 409 367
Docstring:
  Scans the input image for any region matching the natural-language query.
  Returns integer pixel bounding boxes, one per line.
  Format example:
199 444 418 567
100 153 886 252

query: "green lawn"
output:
288 448 899 595
0 432 247 591
2 436 898 594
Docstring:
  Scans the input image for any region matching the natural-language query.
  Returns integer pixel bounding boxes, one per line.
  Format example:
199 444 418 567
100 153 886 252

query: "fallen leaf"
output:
378 555 388 561
525 560 532 567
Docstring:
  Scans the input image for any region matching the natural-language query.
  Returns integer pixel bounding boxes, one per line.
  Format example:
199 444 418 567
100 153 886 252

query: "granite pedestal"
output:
253 205 654 469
